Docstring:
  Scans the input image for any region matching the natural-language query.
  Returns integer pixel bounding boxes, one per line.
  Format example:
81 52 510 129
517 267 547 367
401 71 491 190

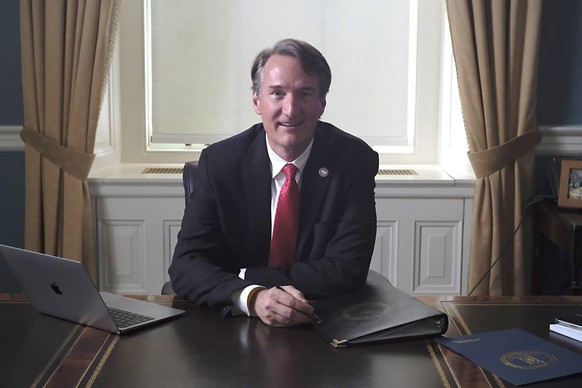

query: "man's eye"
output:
271 90 284 97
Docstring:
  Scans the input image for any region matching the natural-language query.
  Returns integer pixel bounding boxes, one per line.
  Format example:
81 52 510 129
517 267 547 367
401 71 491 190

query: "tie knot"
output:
283 164 298 180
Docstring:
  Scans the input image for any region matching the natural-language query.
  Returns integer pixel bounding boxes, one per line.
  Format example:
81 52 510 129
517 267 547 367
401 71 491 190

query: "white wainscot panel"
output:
95 197 184 294
414 221 462 294
163 221 182 284
370 221 398 284
91 170 185 294
375 188 470 295
98 219 147 294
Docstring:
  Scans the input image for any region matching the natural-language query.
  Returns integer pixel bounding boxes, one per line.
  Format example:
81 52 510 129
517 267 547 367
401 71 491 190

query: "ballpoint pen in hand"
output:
276 286 322 325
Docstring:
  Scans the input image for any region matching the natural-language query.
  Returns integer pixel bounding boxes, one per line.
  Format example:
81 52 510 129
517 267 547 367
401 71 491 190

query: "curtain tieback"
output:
20 128 95 181
467 131 541 179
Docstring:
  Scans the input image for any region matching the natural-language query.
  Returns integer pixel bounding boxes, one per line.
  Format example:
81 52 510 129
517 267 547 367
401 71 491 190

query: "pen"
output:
276 286 322 325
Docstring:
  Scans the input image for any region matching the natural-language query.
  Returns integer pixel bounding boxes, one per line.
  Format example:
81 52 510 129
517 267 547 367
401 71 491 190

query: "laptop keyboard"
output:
108 307 155 329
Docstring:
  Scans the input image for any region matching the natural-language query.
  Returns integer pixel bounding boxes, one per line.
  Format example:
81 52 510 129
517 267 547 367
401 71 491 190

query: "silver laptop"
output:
0 244 185 334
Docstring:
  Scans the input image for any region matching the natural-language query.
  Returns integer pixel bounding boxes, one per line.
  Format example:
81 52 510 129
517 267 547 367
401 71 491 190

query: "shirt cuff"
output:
231 285 265 316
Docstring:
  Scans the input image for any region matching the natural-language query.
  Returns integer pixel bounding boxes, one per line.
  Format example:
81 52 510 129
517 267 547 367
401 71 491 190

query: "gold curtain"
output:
446 0 543 295
19 0 119 280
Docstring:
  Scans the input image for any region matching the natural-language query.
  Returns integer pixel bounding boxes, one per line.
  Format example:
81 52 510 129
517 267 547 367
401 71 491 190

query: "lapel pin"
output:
318 167 329 177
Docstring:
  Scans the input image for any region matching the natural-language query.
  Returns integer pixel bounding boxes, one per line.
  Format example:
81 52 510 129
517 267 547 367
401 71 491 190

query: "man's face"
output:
253 55 326 161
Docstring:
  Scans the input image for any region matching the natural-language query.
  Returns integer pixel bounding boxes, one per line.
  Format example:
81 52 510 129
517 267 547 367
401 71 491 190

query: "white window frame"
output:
95 0 467 169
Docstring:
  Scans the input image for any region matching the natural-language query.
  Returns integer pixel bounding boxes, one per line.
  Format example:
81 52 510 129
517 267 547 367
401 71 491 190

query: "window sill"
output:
88 163 476 199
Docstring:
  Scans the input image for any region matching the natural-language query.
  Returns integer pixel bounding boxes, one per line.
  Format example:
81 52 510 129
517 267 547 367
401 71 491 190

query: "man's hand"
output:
249 285 315 327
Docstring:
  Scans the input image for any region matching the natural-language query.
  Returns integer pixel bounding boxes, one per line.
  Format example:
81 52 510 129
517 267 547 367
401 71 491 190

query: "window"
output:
101 0 466 167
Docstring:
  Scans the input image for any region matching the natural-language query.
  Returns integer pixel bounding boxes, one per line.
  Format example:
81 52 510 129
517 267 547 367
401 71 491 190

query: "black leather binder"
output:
311 271 448 348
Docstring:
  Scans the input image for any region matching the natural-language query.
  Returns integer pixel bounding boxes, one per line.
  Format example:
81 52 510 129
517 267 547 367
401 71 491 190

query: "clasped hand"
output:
250 285 315 327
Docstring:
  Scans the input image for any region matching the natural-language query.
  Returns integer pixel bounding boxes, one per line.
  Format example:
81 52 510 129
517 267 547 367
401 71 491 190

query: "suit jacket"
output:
169 121 379 310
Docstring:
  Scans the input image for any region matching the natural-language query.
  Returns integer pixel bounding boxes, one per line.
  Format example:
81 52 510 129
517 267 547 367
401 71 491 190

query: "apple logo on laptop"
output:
51 282 63 295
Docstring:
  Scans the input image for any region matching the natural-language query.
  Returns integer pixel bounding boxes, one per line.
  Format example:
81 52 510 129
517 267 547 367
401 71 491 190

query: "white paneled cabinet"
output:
90 164 185 294
90 165 474 295
371 171 474 295
95 196 183 294
372 197 472 295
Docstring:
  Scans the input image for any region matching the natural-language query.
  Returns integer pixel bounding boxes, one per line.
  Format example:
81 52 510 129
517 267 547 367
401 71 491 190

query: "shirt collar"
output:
266 138 313 179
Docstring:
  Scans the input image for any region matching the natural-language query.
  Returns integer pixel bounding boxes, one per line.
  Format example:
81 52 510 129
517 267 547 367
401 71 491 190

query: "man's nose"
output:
282 94 298 117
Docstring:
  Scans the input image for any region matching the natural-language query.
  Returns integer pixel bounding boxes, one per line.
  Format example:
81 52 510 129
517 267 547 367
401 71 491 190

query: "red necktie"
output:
269 164 299 267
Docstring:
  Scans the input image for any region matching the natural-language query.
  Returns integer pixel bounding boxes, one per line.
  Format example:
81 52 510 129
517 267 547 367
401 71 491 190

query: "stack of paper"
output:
550 314 582 342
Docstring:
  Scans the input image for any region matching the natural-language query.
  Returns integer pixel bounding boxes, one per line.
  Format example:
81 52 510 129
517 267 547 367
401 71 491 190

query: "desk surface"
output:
2 294 582 388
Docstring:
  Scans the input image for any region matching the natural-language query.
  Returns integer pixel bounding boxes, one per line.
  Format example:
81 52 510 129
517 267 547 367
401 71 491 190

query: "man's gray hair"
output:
251 39 331 99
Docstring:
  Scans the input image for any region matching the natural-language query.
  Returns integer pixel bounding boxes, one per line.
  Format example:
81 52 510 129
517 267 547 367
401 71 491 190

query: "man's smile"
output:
279 121 302 128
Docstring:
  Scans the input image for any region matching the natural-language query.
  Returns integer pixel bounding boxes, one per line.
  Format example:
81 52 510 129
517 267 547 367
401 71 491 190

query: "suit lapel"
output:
297 128 334 260
241 132 272 265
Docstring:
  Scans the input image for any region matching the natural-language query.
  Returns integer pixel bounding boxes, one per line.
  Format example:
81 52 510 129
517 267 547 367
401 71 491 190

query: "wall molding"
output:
538 125 582 155
0 126 24 151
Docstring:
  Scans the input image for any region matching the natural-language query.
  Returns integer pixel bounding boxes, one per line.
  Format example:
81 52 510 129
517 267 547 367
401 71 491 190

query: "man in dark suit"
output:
169 39 378 327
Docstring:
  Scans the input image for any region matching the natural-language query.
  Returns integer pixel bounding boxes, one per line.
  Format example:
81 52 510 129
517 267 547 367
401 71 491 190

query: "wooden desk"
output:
534 200 582 294
1 294 582 387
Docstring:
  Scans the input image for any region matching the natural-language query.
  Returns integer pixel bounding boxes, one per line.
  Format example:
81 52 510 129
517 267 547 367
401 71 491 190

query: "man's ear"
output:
319 98 327 118
252 92 261 115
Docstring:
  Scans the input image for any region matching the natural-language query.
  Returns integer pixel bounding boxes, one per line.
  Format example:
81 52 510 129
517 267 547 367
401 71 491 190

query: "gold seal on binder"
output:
341 302 390 320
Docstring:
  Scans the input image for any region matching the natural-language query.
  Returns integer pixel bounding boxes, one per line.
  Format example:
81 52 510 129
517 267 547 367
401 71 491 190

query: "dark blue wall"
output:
0 152 24 292
0 0 22 124
538 0 582 125
0 0 23 249
0 0 23 291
